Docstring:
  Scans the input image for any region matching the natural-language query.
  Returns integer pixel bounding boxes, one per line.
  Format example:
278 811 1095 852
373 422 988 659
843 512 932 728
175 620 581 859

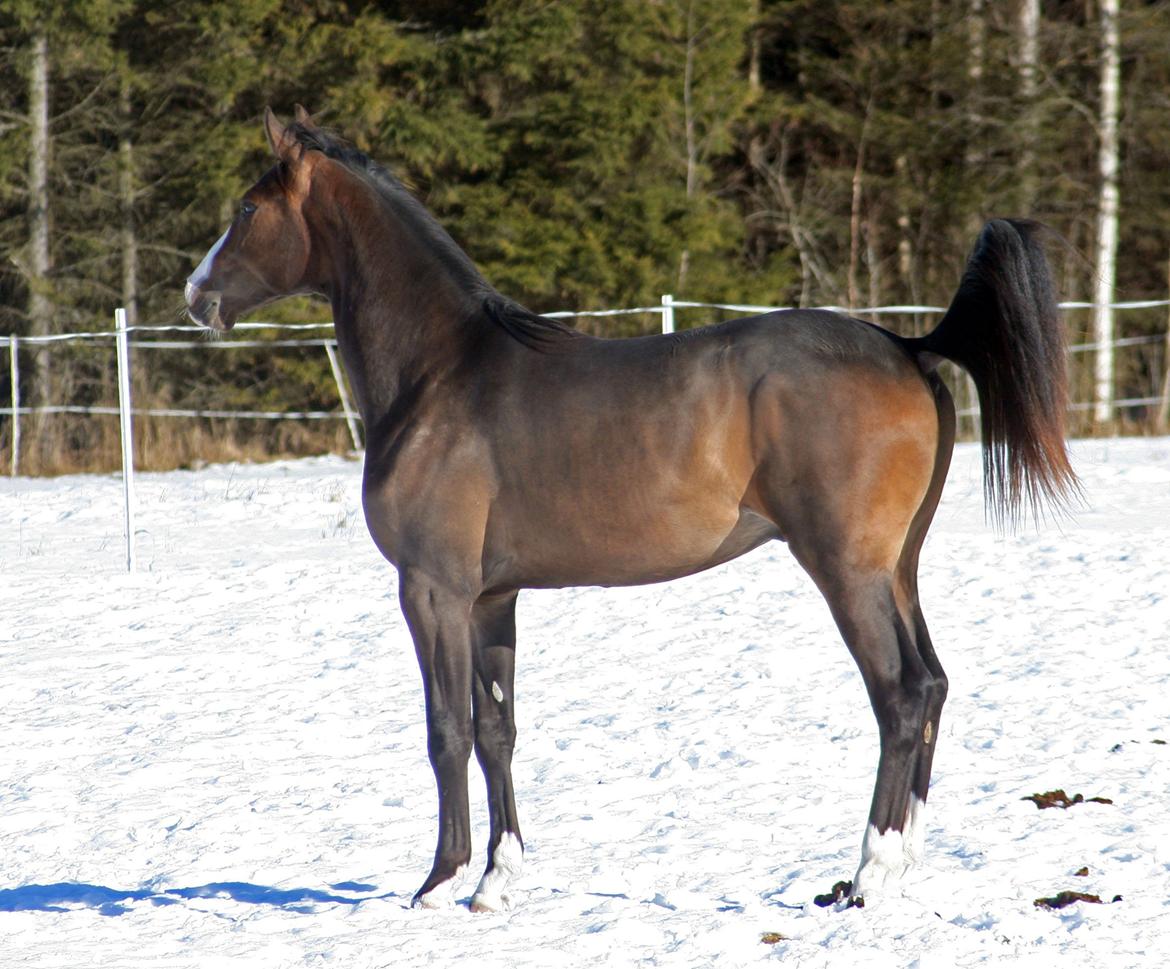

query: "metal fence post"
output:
661 293 675 334
9 335 18 477
324 339 362 450
114 308 136 572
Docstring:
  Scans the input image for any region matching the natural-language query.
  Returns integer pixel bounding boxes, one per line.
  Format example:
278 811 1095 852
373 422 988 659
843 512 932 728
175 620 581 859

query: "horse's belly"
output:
484 505 780 590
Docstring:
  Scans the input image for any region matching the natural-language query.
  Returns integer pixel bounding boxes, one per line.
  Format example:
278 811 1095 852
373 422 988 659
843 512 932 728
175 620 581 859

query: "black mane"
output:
482 295 583 351
287 122 581 350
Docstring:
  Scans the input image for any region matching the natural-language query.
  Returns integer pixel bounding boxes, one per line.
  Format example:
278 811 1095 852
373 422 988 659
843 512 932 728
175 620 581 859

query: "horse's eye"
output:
239 200 257 219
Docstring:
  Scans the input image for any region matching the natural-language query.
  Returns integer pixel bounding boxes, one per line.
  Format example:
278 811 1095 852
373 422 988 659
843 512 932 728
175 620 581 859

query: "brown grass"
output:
2 407 354 477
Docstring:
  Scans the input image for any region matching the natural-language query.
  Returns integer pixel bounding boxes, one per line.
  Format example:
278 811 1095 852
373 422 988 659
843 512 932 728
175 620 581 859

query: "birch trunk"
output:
1018 0 1041 209
965 0 986 236
1093 0 1121 426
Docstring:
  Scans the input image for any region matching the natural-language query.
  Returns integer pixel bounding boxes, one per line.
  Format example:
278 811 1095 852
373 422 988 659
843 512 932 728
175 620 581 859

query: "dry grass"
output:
1 409 354 477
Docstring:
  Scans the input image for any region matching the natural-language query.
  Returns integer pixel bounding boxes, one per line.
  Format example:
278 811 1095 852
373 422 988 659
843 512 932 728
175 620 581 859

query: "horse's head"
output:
185 107 322 330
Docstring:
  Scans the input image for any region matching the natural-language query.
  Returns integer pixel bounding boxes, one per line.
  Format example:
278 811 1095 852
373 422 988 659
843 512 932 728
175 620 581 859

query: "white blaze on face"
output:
185 230 230 305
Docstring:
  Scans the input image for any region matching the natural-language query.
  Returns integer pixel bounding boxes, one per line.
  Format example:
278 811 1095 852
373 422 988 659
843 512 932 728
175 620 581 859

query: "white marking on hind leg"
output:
851 796 926 902
470 833 523 912
902 795 926 867
852 824 908 902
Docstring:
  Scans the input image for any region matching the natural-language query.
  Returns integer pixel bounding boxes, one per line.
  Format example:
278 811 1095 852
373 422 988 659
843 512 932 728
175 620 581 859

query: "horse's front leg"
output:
399 571 476 908
469 591 523 912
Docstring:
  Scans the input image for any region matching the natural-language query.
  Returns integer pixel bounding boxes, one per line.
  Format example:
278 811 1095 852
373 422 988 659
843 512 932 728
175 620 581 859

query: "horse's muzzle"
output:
184 281 230 330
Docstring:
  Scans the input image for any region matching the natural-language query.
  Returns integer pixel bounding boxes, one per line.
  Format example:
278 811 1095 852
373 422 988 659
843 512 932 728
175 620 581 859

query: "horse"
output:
185 107 1078 911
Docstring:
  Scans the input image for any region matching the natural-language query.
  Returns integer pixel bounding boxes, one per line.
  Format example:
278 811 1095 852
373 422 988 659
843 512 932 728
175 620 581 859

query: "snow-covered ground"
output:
2 437 1168 968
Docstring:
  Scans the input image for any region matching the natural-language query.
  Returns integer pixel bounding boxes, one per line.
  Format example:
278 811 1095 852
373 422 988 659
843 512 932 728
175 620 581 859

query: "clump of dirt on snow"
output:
1034 891 1122 910
1022 789 1113 809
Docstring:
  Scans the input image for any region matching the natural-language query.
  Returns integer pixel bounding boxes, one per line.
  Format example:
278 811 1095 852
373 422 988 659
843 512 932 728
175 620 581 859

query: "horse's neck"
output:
315 180 488 425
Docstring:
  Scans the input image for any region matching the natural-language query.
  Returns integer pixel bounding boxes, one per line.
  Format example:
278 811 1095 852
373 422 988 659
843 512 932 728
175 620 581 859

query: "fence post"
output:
324 340 362 450
9 335 18 477
1159 322 1170 433
114 307 136 572
661 293 675 334
1159 258 1170 433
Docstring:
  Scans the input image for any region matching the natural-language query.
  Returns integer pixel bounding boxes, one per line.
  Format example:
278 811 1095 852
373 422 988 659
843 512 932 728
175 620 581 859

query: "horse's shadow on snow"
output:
0 880 400 916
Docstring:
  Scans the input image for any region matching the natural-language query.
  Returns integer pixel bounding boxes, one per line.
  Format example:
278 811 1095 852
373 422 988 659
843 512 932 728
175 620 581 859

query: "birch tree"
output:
1017 0 1040 210
1094 0 1121 425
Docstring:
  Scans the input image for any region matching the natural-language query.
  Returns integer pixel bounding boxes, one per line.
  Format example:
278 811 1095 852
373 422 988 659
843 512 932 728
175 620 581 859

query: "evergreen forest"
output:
2 0 1169 472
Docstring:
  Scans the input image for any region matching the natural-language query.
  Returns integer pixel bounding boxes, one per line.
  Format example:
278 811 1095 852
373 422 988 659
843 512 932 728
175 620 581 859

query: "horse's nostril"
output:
185 283 224 329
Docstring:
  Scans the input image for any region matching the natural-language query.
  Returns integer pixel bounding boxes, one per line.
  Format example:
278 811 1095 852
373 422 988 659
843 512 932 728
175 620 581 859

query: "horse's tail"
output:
907 218 1080 526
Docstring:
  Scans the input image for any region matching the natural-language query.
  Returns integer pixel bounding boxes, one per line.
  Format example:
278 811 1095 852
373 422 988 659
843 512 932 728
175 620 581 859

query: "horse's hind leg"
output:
779 373 952 903
809 566 946 903
468 591 524 912
904 595 948 864
890 373 953 873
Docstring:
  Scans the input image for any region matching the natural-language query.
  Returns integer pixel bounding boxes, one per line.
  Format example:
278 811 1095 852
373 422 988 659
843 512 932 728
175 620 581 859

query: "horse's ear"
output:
294 104 313 126
263 107 297 162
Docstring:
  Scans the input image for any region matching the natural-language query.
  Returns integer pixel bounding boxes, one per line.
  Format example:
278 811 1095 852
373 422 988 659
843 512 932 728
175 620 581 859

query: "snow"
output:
2 437 1168 967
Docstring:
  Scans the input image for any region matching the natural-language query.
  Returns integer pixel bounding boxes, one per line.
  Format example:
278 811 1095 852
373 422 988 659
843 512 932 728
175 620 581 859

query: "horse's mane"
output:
286 122 581 351
481 295 583 351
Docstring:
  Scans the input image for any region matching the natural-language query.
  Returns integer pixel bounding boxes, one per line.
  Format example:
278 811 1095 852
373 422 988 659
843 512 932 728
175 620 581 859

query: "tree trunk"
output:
965 0 986 236
678 0 698 293
748 0 761 94
1017 0 1040 210
894 153 920 330
119 75 139 329
1093 0 1121 426
24 29 56 471
28 30 52 408
866 217 881 325
847 98 872 310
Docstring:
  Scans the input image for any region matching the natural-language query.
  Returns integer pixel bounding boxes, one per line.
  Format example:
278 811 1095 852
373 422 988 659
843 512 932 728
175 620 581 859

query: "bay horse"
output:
185 108 1078 911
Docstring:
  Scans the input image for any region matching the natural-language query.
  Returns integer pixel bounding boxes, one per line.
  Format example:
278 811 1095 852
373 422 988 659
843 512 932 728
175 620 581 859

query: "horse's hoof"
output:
411 867 467 910
469 834 523 913
469 892 511 913
412 889 453 910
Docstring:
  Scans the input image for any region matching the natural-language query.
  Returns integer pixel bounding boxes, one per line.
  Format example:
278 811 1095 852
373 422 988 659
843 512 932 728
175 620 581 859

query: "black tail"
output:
909 219 1080 526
